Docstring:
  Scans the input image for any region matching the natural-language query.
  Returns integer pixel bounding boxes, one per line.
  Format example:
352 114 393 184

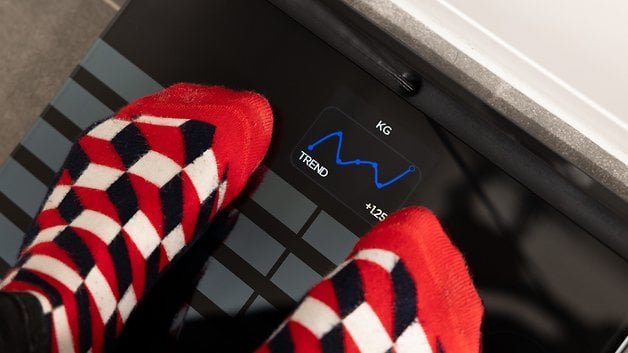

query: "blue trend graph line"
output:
307 130 416 189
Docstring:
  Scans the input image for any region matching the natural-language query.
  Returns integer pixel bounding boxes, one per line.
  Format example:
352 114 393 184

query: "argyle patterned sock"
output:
256 207 483 353
0 83 273 353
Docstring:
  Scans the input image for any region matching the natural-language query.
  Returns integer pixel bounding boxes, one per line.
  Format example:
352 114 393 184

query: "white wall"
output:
390 0 628 164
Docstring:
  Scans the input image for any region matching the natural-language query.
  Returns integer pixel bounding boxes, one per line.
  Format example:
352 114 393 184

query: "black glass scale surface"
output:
103 1 628 352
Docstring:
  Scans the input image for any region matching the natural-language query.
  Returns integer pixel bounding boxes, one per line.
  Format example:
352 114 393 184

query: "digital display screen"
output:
293 106 421 224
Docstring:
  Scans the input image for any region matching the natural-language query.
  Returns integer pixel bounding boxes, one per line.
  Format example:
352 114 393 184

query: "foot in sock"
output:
256 207 483 353
0 83 273 353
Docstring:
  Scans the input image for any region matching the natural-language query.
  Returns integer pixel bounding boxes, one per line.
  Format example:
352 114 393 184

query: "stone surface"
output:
0 0 118 164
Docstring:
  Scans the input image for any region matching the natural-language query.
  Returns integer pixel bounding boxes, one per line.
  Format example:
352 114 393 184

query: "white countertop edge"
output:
341 0 628 201
388 0 628 166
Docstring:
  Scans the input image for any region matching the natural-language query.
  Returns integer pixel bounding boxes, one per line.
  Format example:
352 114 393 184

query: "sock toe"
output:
116 83 273 208
354 206 483 353
258 206 483 353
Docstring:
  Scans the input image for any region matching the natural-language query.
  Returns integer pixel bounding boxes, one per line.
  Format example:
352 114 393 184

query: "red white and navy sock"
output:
256 207 483 353
0 83 273 353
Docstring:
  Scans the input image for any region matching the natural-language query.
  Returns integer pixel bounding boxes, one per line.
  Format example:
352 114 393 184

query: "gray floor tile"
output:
21 119 72 171
82 39 163 102
250 170 316 233
224 215 284 275
196 258 254 316
271 254 321 301
246 295 275 314
51 80 112 129
303 211 358 264
0 213 23 265
0 158 47 216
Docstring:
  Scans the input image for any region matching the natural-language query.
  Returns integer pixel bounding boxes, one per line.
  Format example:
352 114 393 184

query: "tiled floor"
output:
0 0 122 164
